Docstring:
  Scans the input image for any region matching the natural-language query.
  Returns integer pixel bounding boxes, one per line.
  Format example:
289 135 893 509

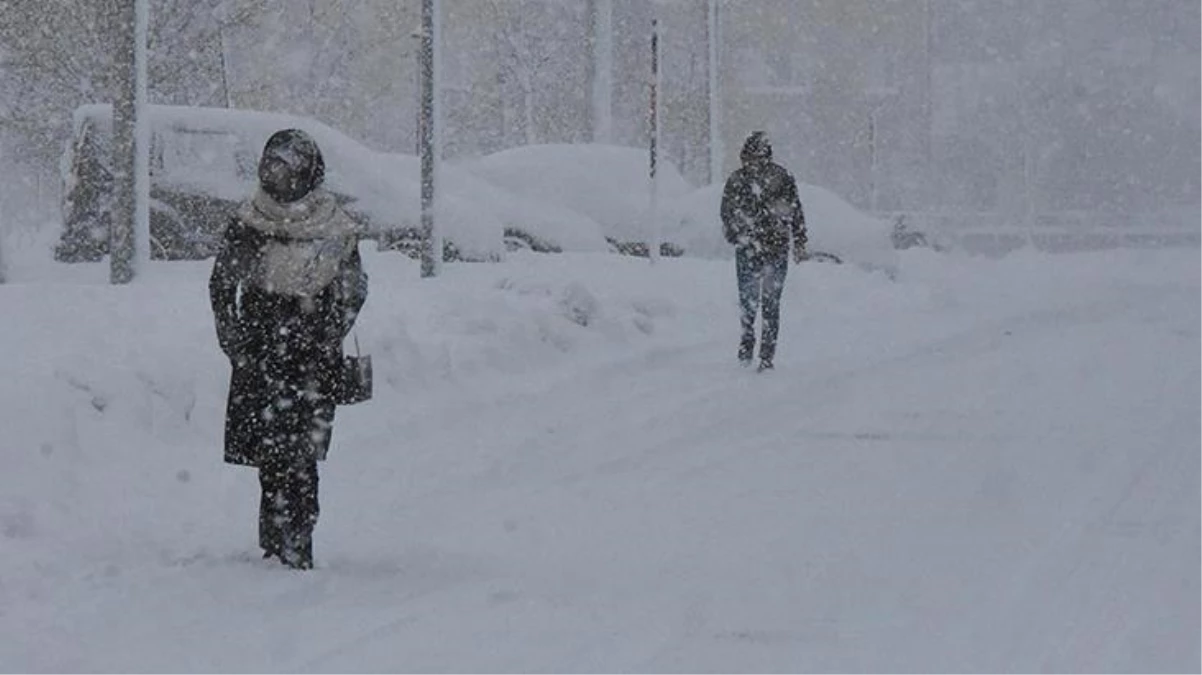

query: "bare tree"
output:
226 0 418 151
482 0 578 146
0 0 260 167
0 0 123 166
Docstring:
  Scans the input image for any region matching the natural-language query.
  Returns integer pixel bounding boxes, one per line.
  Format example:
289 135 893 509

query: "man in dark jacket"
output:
720 131 806 371
209 129 368 569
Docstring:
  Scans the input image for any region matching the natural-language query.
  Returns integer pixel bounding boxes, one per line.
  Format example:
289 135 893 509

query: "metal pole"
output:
0 154 11 282
922 0 933 211
218 26 232 107
0 175 6 281
869 107 877 213
110 0 136 283
133 0 150 270
707 0 722 185
649 16 661 263
418 0 438 277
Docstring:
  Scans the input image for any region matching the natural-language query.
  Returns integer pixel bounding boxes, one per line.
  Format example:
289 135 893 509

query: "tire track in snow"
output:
529 294 1149 491
1013 398 1200 671
300 284 1196 670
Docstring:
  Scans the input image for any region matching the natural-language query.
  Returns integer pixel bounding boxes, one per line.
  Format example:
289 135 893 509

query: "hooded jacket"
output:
720 133 806 258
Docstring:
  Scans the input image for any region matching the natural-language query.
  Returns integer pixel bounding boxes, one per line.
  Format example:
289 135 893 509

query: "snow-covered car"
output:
664 181 900 274
458 143 693 257
461 143 904 271
54 104 504 262
54 103 902 272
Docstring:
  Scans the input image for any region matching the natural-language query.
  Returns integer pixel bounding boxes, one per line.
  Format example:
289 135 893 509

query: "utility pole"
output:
707 0 722 185
922 0 933 212
869 107 877 213
418 0 440 277
134 0 150 269
0 164 6 283
110 0 136 283
218 26 232 107
648 16 661 263
0 198 6 281
110 0 150 283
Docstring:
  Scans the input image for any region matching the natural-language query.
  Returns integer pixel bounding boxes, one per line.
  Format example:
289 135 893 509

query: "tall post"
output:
0 160 7 282
218 26 232 107
133 0 150 269
648 16 661 263
0 186 6 280
110 0 150 283
869 107 877 213
110 0 137 283
922 0 932 211
707 0 722 185
1020 63 1035 236
418 0 439 277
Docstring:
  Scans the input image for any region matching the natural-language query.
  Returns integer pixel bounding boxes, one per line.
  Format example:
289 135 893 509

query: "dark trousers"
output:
259 457 319 568
736 247 789 365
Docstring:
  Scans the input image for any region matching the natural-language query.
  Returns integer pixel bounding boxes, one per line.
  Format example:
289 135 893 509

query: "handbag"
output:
335 334 373 405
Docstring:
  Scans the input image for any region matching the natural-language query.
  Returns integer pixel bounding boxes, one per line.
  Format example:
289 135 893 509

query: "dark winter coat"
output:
720 159 806 260
209 189 367 467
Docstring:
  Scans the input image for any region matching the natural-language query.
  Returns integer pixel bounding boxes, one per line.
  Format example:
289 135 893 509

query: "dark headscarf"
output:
740 130 772 164
258 129 326 203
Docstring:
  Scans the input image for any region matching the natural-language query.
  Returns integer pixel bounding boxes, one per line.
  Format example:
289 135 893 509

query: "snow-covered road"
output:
1 249 1197 672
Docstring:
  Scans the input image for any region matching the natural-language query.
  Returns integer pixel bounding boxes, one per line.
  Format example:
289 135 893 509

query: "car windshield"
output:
159 127 244 185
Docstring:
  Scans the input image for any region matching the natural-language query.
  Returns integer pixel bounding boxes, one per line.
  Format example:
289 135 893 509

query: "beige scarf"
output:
236 188 359 298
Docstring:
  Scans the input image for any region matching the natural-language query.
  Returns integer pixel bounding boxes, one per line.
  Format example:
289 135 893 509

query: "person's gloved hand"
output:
793 230 808 264
793 241 812 263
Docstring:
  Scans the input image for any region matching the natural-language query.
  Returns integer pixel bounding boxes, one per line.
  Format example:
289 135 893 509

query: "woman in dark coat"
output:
209 129 367 569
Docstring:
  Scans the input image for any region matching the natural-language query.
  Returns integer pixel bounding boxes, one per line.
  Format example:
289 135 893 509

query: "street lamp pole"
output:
922 0 933 209
418 0 440 277
649 16 661 263
707 0 722 185
869 106 878 213
110 0 149 283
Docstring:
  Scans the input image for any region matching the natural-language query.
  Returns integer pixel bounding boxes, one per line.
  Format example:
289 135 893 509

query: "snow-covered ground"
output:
1 240 1197 672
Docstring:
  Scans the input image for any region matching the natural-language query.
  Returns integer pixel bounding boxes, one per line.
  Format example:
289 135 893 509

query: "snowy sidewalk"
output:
1 249 1197 672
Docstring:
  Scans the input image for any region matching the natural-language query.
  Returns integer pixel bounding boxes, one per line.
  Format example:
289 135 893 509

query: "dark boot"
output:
738 333 755 365
259 467 285 560
276 459 319 570
757 256 787 373
280 531 314 569
757 339 776 372
736 247 762 367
